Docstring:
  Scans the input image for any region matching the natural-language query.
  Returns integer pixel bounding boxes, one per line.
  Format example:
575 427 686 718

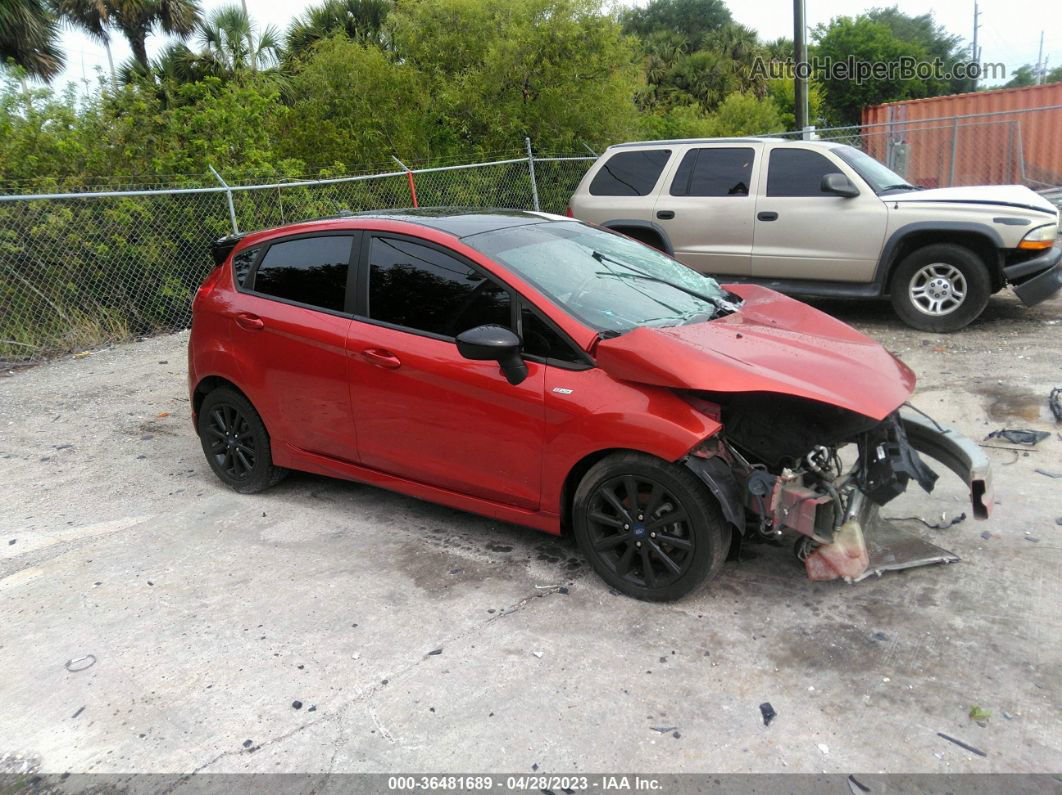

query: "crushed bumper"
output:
898 408 992 519
805 410 992 582
1005 245 1062 307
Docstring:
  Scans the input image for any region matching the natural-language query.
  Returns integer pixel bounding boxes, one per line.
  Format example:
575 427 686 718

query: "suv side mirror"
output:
821 172 860 198
456 325 528 385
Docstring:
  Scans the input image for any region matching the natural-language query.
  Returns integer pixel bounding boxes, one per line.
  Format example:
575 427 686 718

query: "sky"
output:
55 0 1062 90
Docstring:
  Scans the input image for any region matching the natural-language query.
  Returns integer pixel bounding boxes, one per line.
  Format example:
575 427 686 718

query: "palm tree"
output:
53 0 116 84
286 0 390 58
0 0 64 80
56 0 201 71
196 4 280 76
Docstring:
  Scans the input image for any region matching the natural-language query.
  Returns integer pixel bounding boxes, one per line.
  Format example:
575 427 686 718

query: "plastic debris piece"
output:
65 655 96 673
969 706 992 721
937 732 987 757
1049 387 1062 423
427 648 442 656
980 531 991 540
759 702 777 727
651 726 678 733
818 743 829 755
532 650 543 658
1035 469 1062 478
848 774 871 793
985 428 1049 446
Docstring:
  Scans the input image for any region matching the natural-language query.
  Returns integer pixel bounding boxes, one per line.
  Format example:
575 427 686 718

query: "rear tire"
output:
889 244 991 332
573 452 731 601
197 387 287 494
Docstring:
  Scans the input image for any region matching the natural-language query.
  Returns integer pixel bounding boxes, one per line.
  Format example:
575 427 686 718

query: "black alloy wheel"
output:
197 386 287 494
586 473 695 590
573 452 730 601
204 402 257 480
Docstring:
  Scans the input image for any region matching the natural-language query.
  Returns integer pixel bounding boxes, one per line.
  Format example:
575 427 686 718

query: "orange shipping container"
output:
860 82 1062 189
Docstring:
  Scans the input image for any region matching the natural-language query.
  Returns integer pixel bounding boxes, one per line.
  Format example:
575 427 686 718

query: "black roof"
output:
352 208 559 238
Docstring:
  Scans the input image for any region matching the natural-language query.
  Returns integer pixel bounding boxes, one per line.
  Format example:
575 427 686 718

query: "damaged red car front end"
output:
594 284 993 583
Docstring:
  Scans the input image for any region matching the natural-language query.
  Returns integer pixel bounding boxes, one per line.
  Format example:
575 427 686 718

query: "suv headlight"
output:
1018 223 1058 250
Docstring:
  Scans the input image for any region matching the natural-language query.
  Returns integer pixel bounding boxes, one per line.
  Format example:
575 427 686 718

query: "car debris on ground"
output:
984 429 1050 446
759 702 777 727
937 732 987 757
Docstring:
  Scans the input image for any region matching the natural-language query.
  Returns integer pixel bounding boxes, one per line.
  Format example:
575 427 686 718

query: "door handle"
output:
757 211 779 222
656 210 675 220
361 348 402 369
234 312 264 330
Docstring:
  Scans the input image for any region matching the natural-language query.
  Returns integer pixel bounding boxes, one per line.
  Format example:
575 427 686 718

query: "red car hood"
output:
593 284 915 420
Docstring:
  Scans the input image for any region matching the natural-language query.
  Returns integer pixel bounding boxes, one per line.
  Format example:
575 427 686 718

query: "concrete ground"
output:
1 291 1060 776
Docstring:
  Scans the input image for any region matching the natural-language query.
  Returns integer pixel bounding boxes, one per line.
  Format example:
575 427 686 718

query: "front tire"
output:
573 452 731 601
889 244 991 332
197 387 287 494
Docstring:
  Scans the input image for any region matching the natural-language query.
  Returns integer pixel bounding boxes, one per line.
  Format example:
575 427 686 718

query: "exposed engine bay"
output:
682 392 994 582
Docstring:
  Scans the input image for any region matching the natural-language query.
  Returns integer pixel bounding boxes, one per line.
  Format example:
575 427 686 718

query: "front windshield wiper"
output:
590 250 738 316
879 183 923 193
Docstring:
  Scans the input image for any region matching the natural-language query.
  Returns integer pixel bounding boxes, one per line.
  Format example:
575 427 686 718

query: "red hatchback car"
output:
189 210 992 600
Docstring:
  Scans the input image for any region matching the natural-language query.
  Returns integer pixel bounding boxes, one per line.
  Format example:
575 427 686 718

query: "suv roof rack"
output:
606 137 834 149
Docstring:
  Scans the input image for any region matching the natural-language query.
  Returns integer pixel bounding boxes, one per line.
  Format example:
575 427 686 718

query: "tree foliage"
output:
813 8 973 125
0 0 64 79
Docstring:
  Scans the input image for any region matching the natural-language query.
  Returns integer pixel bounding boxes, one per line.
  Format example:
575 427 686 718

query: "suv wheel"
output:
889 243 991 332
572 452 731 601
198 387 287 493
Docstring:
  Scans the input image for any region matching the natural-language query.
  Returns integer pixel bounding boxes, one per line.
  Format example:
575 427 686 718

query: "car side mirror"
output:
821 172 860 198
456 325 528 385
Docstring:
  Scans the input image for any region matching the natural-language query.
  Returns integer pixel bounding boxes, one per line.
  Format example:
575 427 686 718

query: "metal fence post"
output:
392 156 419 208
1014 121 1026 184
947 117 959 187
208 165 239 234
526 137 540 212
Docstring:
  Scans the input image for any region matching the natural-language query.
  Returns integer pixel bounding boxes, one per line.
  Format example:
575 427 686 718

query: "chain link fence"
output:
772 105 1062 194
6 108 1061 365
0 152 595 364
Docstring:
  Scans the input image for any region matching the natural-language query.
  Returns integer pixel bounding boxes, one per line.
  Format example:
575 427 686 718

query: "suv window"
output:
520 304 583 364
589 150 671 196
670 148 754 196
766 148 843 197
252 236 353 312
368 236 511 337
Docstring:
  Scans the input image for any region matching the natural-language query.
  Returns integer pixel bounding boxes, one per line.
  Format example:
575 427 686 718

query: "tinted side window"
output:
766 149 843 197
589 150 672 196
252 236 352 312
368 237 511 337
520 305 583 364
670 148 754 197
232 246 260 288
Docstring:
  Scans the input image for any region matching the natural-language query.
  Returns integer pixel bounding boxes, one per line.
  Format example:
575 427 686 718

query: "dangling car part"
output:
680 404 991 582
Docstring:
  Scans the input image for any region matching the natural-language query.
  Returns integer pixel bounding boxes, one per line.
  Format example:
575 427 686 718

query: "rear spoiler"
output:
210 233 247 266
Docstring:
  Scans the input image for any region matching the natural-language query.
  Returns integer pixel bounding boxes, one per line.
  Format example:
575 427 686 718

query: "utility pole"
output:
971 1 981 89
1035 31 1045 84
793 0 808 135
